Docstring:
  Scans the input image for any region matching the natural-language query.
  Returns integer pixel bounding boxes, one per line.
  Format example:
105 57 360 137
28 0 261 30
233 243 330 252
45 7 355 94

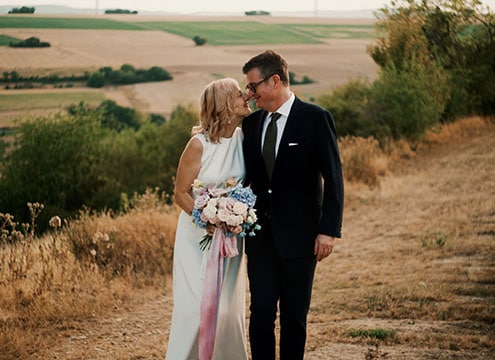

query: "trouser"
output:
247 226 317 360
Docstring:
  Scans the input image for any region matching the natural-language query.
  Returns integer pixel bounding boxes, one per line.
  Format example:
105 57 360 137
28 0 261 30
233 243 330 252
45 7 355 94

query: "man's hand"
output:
314 234 337 262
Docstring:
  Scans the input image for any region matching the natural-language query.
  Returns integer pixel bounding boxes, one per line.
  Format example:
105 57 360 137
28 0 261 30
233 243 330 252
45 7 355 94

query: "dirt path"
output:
39 125 494 359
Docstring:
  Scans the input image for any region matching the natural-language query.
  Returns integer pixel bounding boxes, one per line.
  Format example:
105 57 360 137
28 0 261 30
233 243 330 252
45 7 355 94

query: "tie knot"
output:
270 112 282 122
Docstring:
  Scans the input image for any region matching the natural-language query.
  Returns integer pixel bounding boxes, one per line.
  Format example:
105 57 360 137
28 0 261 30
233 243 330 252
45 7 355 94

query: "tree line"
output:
1 64 173 89
8 6 35 14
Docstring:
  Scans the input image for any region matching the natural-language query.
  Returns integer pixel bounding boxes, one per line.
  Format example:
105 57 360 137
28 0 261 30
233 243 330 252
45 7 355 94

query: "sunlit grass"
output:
0 34 21 46
0 16 143 30
0 91 104 111
136 21 323 45
284 23 375 39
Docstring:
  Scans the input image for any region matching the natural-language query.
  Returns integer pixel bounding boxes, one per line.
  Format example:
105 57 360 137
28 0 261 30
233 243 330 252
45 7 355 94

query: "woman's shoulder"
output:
192 132 207 146
234 126 243 137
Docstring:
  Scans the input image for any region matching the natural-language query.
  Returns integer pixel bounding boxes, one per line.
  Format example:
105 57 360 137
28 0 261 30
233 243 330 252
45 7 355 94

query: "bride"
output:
165 78 251 360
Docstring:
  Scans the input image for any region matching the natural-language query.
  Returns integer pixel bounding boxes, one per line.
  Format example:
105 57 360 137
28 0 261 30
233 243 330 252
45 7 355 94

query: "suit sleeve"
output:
316 109 344 238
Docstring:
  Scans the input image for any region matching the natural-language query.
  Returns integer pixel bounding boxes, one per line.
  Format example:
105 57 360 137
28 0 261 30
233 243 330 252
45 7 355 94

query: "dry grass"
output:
339 136 389 187
0 117 494 359
0 191 178 359
423 116 495 145
313 117 495 358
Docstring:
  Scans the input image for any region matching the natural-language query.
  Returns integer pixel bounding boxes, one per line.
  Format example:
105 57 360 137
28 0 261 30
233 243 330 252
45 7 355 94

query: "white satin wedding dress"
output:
165 127 248 360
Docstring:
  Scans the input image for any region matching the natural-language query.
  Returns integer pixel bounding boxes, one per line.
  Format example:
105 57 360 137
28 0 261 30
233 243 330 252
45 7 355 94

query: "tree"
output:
0 112 108 228
87 72 105 88
193 35 207 46
369 0 495 119
8 6 35 14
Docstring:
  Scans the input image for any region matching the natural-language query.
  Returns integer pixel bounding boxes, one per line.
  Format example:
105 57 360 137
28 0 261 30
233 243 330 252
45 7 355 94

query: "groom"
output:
241 50 344 359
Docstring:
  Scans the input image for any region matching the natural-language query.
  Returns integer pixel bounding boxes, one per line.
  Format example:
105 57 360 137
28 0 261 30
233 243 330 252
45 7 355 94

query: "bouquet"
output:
191 177 261 252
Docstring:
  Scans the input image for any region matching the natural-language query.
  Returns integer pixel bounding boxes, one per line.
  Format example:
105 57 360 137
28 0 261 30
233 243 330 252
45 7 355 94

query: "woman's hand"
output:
206 223 216 236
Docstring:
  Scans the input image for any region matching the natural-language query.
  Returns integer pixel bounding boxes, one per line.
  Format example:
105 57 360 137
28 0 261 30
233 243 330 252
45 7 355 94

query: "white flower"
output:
203 205 217 219
217 209 230 222
226 214 243 226
232 202 248 216
247 209 258 223
207 198 218 207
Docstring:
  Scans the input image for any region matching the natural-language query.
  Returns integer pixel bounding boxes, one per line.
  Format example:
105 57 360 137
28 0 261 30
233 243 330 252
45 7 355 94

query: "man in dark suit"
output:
241 50 344 360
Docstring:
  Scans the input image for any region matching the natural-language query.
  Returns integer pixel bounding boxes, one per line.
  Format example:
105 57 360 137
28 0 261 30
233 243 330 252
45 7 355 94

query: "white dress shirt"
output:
261 92 295 156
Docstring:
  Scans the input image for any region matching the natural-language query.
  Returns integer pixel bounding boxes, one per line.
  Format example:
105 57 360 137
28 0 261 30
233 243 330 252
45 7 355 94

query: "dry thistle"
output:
49 216 62 229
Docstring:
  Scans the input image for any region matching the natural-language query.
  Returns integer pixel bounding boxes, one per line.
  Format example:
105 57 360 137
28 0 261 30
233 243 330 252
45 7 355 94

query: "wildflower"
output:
49 216 62 229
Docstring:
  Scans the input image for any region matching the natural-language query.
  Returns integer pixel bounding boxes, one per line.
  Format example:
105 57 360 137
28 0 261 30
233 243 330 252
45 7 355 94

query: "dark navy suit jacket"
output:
242 97 344 258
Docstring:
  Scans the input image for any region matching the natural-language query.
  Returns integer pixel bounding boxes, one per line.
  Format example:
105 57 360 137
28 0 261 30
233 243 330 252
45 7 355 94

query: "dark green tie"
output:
263 112 282 180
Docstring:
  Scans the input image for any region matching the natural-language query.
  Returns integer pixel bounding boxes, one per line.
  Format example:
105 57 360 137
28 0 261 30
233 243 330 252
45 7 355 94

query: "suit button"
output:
268 189 272 194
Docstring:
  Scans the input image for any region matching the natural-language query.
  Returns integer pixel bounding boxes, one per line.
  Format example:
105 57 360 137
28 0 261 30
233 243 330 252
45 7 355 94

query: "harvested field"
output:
0 16 378 118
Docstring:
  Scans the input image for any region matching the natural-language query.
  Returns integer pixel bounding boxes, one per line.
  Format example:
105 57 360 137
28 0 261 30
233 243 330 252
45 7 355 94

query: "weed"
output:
348 328 395 341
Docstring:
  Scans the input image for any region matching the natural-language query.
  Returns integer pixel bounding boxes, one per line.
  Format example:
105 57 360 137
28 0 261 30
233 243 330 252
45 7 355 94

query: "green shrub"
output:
87 65 172 87
245 10 270 16
369 0 495 120
104 9 138 14
317 78 393 144
289 71 314 85
8 6 35 14
67 101 141 132
0 104 197 230
0 111 108 230
192 35 207 46
87 72 105 88
10 37 49 48
370 60 449 141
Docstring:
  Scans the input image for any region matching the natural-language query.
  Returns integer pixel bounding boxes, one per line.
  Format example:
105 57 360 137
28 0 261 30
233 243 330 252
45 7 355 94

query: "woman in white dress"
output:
165 78 251 360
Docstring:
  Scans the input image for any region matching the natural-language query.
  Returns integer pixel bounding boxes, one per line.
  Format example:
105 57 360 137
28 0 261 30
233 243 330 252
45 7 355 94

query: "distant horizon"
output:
3 0 492 15
0 3 380 18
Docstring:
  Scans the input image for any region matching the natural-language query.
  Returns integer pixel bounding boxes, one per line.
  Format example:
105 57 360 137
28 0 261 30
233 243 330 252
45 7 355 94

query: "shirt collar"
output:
269 92 295 119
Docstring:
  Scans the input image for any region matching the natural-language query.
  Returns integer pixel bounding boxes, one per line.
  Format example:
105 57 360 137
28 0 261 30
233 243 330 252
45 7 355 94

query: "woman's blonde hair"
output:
193 78 240 143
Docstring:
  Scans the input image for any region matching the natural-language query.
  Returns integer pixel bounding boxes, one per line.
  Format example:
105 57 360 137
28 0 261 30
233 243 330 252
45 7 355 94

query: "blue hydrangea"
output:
191 207 207 228
229 187 257 208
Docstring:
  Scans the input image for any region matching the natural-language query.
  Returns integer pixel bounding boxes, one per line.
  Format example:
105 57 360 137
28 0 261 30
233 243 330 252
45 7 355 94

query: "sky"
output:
2 0 494 14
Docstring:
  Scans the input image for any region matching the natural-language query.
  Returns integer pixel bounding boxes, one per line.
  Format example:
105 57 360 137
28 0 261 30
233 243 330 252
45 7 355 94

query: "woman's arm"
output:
173 137 203 215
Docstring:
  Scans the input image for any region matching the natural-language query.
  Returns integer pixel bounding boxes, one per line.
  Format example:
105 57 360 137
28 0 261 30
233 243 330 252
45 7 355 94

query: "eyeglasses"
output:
245 74 276 94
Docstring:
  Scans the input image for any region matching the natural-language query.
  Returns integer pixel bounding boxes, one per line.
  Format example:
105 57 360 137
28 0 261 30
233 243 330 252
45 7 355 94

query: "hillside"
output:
31 118 494 360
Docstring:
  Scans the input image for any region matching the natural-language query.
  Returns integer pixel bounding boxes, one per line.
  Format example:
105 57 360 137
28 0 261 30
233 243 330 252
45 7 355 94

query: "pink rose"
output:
194 194 210 208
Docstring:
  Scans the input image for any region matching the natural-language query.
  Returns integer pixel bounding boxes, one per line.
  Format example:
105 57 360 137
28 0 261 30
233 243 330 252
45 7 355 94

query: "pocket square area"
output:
288 142 299 146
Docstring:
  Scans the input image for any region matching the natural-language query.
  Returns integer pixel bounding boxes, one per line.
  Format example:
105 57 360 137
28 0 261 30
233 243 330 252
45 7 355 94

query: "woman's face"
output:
232 88 251 119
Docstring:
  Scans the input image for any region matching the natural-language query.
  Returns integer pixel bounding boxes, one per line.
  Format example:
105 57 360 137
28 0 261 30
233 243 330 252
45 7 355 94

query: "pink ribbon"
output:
199 229 238 360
